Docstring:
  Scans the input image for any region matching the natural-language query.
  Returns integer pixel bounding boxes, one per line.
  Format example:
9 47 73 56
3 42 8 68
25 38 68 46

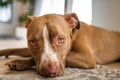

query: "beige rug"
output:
0 58 120 80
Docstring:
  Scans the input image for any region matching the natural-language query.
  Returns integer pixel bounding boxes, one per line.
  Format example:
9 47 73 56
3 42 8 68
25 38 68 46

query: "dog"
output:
0 13 120 77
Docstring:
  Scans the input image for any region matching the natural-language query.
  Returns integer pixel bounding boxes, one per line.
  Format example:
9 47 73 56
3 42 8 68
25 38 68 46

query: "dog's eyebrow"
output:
28 32 43 41
45 23 58 38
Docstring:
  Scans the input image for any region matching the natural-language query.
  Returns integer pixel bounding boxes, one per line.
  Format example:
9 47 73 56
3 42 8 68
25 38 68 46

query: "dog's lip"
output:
38 71 60 78
37 69 63 77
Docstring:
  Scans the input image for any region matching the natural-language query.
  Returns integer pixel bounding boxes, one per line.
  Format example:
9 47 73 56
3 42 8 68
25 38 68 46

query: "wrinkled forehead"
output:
27 14 68 38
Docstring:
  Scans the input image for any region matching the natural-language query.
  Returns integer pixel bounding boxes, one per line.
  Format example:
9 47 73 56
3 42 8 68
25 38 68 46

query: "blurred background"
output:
0 0 120 49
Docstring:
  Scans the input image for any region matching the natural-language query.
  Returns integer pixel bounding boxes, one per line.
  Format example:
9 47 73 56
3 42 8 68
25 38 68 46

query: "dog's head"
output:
26 13 80 77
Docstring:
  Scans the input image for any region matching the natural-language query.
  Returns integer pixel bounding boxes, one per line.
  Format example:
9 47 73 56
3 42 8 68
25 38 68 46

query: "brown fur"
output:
0 13 120 77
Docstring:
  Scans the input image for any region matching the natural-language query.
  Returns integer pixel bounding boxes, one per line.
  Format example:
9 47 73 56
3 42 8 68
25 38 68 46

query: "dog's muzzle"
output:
41 64 58 77
36 61 60 77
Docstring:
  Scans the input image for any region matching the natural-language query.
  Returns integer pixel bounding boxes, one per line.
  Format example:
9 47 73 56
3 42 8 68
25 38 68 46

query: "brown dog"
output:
0 13 120 77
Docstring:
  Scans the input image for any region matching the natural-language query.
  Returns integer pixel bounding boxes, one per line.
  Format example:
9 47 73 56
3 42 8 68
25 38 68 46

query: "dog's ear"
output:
25 16 37 28
64 13 80 29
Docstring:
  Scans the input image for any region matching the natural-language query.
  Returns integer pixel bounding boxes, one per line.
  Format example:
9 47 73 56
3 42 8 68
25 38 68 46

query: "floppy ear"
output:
25 16 37 28
64 13 80 29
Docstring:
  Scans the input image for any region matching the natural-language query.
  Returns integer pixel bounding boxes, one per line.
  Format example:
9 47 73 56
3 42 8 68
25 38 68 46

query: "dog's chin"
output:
37 69 64 78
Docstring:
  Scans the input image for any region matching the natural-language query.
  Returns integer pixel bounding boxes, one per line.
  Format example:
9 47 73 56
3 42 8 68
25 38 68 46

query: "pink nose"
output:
40 64 59 77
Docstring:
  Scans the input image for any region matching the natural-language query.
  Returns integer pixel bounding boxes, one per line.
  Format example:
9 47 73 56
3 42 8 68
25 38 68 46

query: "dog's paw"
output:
5 60 30 71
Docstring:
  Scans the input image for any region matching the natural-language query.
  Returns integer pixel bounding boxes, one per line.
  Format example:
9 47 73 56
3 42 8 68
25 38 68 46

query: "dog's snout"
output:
40 62 59 77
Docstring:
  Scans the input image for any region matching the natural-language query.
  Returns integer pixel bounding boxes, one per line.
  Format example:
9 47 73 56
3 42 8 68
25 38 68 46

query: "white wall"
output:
1 0 120 36
92 0 120 31
0 1 21 36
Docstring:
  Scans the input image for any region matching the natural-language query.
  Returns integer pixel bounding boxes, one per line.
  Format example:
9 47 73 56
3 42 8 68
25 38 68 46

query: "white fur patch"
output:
41 25 58 63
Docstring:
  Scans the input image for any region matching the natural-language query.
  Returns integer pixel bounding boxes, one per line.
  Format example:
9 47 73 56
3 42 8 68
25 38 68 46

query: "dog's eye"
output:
58 37 64 43
30 40 36 45
56 36 65 46
54 36 65 46
30 40 39 48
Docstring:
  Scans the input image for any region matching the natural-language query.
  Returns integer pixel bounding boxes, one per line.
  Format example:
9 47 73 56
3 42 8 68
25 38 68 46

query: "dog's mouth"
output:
36 63 64 77
34 56 65 77
37 68 63 78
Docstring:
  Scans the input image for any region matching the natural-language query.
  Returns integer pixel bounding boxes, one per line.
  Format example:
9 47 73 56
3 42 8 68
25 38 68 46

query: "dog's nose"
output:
40 64 59 77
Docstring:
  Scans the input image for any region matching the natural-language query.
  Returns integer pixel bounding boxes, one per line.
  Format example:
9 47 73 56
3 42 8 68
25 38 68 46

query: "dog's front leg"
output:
65 51 96 69
0 48 31 58
6 57 35 71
